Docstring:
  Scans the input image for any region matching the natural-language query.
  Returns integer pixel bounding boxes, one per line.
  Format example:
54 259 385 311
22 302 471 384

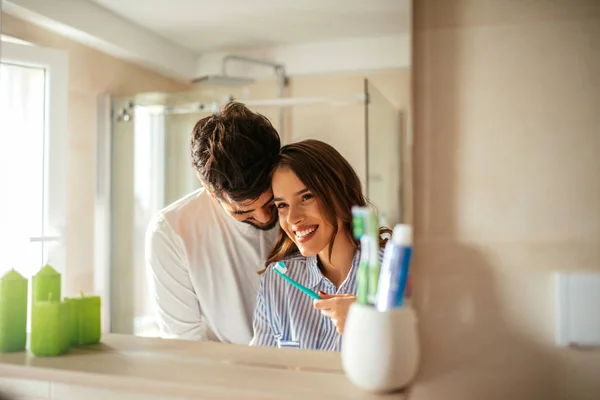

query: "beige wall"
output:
411 1 600 399
1 14 190 297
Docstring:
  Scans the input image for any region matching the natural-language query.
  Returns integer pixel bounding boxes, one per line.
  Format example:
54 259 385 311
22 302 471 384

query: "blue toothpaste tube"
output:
375 224 413 311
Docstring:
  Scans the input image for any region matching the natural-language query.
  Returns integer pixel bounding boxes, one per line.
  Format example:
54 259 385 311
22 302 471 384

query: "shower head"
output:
191 74 255 86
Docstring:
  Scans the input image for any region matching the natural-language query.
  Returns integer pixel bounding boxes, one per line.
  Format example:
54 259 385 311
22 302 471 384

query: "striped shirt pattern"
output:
250 251 363 351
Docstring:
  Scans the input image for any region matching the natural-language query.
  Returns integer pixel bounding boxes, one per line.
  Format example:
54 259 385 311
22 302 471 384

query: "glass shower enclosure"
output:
97 79 403 335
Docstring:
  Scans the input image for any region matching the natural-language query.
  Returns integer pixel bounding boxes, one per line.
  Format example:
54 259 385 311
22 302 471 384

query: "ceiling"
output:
89 0 411 53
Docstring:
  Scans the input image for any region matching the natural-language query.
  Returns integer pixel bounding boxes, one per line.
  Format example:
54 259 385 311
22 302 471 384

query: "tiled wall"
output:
411 0 600 399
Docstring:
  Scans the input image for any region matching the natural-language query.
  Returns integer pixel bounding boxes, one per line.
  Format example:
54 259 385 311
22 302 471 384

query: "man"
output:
145 102 280 344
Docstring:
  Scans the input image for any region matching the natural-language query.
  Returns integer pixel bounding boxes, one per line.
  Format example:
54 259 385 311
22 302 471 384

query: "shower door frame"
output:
95 93 113 333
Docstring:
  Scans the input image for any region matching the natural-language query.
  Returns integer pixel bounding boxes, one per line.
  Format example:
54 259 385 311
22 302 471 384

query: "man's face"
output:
219 190 278 231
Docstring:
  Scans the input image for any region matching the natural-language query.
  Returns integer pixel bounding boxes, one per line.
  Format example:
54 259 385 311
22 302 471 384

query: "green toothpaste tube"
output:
352 206 369 305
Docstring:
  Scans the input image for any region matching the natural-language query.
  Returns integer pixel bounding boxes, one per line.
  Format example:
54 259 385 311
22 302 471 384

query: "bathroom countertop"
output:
0 334 407 399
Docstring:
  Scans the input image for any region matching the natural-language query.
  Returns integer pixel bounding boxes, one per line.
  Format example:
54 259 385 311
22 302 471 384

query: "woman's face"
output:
272 166 334 257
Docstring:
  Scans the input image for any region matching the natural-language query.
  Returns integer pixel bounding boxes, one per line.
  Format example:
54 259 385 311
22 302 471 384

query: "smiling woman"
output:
250 139 390 351
267 140 371 269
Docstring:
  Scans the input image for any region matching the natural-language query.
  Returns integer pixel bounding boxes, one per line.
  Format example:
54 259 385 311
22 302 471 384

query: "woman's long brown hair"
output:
264 139 391 269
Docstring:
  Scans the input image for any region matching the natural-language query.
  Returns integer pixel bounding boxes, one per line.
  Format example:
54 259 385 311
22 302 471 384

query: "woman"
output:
250 139 388 351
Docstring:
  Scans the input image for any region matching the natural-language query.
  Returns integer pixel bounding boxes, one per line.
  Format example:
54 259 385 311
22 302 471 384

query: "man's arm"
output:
145 217 207 340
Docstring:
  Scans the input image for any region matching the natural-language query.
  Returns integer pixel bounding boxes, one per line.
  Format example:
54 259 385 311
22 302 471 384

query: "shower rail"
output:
133 93 367 116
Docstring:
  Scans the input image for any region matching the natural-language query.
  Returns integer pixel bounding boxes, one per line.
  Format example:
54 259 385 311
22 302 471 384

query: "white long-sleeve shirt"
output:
145 188 278 344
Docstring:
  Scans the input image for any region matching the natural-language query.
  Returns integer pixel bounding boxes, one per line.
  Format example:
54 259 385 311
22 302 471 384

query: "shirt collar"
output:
305 255 322 289
305 251 361 290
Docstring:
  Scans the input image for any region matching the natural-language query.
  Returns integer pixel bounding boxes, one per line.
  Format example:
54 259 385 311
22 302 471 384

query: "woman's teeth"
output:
295 226 317 238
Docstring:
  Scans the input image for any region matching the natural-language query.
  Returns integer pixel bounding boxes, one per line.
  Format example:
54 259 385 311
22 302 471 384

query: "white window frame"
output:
1 41 69 274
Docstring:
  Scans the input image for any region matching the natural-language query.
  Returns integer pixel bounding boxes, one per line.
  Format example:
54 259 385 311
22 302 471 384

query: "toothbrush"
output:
273 262 321 300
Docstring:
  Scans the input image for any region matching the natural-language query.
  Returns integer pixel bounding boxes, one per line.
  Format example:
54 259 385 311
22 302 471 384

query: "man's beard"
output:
243 212 278 231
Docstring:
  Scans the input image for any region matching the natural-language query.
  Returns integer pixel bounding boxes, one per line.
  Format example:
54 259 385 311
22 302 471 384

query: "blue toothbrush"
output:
273 262 321 300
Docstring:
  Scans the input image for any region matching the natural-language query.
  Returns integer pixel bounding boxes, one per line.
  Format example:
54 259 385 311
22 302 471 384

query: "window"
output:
0 41 68 292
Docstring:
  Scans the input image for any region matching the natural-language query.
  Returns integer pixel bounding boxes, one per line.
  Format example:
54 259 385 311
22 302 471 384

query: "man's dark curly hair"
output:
190 101 281 203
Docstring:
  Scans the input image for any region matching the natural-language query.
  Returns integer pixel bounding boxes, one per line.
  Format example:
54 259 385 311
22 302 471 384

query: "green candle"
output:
65 292 101 346
65 297 80 346
30 294 70 356
0 269 28 353
60 306 71 353
32 264 61 304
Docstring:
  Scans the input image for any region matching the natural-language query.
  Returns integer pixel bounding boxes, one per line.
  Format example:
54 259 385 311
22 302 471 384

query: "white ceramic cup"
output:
341 303 420 393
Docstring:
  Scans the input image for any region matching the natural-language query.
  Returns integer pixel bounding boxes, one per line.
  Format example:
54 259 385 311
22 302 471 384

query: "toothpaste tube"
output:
352 206 381 306
375 224 413 311
365 209 381 305
352 206 369 305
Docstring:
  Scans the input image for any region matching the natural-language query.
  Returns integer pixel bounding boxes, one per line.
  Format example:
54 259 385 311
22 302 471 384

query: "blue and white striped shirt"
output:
249 251 361 351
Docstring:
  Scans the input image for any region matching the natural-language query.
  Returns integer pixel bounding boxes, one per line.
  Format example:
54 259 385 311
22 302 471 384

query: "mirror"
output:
2 0 412 344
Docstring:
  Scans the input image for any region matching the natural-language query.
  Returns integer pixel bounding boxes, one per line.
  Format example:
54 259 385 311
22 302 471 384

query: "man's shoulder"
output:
160 187 211 216
150 187 212 225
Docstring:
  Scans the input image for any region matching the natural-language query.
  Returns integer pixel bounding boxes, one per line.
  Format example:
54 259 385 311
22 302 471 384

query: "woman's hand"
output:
313 293 356 334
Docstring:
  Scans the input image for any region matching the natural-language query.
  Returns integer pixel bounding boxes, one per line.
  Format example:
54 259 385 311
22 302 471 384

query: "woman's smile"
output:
293 225 319 243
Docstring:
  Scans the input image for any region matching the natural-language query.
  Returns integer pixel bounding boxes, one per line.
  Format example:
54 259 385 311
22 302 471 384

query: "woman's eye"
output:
301 193 314 202
276 203 287 209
